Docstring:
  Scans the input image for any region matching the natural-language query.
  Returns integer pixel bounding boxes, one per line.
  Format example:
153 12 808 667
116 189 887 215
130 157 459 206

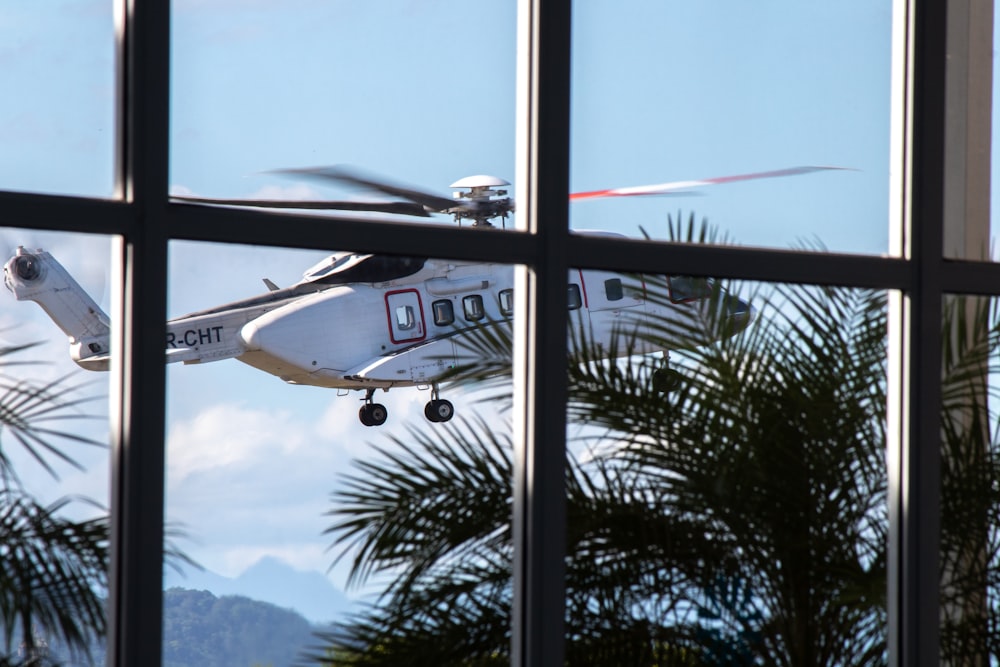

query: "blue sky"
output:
0 0 911 612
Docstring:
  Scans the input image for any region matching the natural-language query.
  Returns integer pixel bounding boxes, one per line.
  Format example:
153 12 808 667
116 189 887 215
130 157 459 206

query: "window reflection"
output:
565 278 889 663
938 295 1000 661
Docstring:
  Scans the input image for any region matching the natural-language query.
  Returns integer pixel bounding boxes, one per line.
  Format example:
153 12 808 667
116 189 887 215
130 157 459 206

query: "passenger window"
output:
432 299 454 326
463 294 485 321
604 278 623 301
499 289 514 316
568 284 582 310
395 305 416 330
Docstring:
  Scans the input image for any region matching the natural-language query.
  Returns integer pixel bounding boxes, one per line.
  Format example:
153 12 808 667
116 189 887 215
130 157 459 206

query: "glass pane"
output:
164 241 516 664
170 2 516 231
943 1 992 262
570 3 896 256
938 294 999 660
0 230 113 663
0 2 116 197
565 268 889 662
976 0 1000 261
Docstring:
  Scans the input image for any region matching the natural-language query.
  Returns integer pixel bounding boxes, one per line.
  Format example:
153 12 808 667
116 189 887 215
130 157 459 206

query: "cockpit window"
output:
668 275 713 303
310 255 426 285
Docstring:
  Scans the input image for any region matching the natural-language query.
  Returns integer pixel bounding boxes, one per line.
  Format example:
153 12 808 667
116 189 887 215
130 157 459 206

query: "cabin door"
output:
385 289 426 344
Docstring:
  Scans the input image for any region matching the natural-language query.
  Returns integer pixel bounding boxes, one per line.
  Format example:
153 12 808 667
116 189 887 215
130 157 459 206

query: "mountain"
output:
164 556 356 624
162 588 316 667
3 588 320 667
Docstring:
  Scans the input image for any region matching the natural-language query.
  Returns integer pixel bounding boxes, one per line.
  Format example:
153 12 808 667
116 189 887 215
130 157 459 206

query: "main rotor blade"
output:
570 165 846 200
273 166 458 212
172 195 431 217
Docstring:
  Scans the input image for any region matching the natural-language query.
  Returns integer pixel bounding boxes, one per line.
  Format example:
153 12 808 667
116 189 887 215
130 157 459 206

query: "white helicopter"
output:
4 166 831 426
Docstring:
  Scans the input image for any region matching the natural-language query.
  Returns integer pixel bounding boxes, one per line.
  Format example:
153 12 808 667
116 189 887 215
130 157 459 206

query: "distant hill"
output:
3 557 360 665
164 555 356 624
162 588 318 667
3 588 326 667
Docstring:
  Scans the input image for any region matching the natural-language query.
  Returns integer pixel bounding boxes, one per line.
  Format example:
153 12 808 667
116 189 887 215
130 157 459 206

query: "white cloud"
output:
167 402 309 485
313 387 428 453
164 394 387 578
165 401 335 575
162 378 504 581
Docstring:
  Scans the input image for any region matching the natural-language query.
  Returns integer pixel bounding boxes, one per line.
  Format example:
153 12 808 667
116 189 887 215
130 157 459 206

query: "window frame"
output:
0 0 978 665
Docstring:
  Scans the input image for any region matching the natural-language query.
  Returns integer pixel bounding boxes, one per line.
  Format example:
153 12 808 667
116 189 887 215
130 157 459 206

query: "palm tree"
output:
0 491 107 664
565 281 889 665
319 225 1000 665
0 342 108 665
937 295 1000 663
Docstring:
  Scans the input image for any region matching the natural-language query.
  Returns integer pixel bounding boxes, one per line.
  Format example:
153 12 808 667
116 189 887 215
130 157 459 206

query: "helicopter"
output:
3 165 832 426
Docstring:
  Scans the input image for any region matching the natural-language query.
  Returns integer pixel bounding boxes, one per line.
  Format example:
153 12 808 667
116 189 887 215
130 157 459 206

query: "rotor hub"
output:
449 175 513 227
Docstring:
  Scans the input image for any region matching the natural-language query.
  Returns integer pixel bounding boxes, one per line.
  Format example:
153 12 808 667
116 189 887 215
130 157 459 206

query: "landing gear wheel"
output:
359 403 388 427
652 368 682 393
424 399 454 423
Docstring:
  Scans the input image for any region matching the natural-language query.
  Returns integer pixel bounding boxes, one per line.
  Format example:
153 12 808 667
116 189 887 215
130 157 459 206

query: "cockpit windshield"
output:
304 253 427 286
667 275 714 303
303 253 364 279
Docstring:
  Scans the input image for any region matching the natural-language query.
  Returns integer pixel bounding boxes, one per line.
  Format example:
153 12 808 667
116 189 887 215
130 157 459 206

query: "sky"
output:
0 0 946 619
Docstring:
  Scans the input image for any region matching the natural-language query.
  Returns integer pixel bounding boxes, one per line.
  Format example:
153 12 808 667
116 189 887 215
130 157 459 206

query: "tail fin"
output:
4 247 111 371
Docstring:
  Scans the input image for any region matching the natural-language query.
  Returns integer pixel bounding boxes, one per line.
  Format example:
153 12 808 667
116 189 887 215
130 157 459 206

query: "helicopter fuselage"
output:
3 242 752 425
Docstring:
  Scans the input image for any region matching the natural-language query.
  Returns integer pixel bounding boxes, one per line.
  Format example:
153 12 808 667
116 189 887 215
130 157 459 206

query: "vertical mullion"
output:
107 0 170 665
512 0 572 665
896 0 946 664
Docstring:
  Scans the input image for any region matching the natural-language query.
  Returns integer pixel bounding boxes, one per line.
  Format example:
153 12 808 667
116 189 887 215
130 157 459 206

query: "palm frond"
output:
0 490 108 659
0 367 104 485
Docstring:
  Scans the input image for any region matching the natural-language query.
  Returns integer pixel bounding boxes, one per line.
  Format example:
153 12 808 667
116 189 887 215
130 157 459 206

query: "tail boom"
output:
4 247 111 371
